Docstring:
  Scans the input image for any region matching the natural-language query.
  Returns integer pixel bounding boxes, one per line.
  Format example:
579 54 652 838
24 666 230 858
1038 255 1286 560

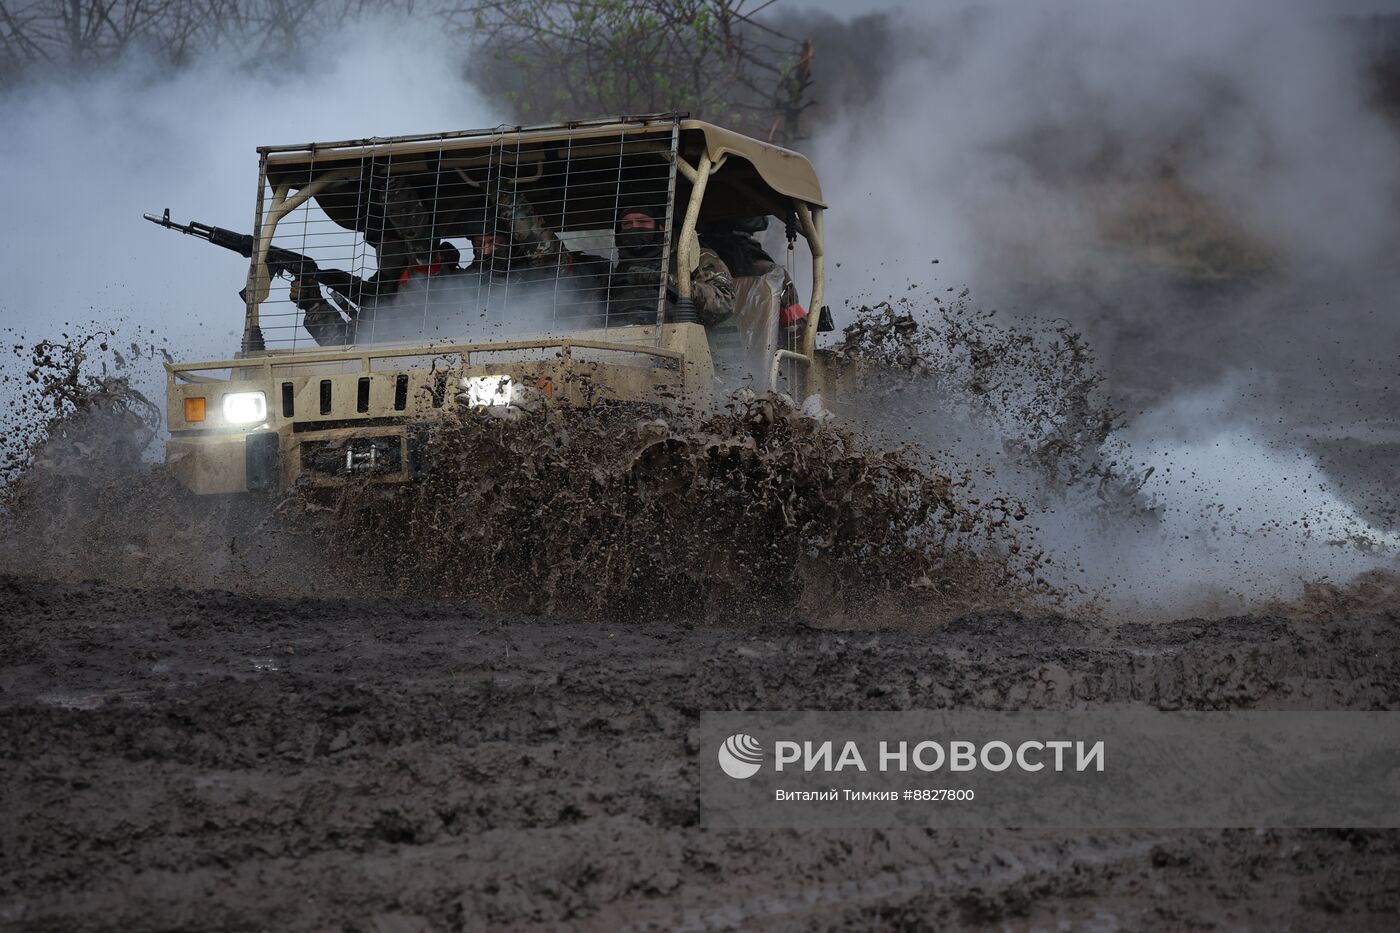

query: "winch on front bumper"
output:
298 428 431 479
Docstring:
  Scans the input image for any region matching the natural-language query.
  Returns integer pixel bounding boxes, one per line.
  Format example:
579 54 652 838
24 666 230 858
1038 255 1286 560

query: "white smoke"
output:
818 2 1400 308
812 1 1400 611
1029 386 1400 616
0 18 497 366
350 272 612 346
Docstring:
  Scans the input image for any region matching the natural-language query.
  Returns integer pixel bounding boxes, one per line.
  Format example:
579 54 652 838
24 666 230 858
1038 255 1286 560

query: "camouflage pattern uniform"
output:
607 247 736 326
361 179 437 291
479 184 612 302
295 176 438 345
489 182 559 268
293 235 461 346
700 218 806 331
292 278 355 346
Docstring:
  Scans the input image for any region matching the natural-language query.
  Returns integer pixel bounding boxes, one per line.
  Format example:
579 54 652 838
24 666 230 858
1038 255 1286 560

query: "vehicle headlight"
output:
222 391 268 424
462 375 516 409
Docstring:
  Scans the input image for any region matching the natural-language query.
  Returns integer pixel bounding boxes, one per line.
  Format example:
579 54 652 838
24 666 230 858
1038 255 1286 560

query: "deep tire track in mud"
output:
1 575 1398 931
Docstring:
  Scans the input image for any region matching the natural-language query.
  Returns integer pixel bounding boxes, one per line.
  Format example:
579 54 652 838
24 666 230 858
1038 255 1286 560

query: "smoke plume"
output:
0 17 496 369
809 1 1400 612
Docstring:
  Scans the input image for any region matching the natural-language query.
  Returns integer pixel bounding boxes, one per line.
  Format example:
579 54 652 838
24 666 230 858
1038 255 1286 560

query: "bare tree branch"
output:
0 0 816 145
443 0 813 141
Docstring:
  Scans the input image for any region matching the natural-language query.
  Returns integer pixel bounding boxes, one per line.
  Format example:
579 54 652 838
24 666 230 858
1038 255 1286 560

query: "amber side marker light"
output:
184 397 207 422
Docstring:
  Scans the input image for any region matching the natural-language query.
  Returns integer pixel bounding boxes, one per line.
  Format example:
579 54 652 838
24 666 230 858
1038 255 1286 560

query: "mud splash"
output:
0 327 1054 622
9 304 1386 622
826 297 1153 512
1 331 161 487
1 330 166 566
0 331 318 595
298 396 1048 622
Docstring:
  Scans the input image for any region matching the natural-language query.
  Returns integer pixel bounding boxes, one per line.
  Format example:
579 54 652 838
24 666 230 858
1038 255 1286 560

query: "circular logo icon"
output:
718 733 764 779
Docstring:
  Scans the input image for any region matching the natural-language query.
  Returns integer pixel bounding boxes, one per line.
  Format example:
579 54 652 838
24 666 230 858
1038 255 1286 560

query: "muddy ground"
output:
1 574 1397 932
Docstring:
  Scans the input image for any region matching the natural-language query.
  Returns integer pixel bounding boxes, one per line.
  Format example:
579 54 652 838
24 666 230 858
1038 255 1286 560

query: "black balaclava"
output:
615 207 665 260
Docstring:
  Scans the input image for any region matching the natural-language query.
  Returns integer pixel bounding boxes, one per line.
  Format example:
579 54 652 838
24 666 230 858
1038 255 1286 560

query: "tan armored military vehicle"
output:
154 115 836 494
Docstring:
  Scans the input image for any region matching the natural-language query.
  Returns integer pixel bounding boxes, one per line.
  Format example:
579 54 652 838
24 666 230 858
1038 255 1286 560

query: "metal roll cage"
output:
243 116 827 391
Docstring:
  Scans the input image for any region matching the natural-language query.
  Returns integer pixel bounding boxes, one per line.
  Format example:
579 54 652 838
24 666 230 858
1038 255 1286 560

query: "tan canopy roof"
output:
260 116 823 238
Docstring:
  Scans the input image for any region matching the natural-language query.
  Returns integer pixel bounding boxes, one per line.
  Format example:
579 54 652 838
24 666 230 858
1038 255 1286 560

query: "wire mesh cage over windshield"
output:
254 121 681 350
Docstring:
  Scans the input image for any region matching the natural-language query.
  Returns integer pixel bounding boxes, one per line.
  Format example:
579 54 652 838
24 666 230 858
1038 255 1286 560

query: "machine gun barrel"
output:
145 208 270 261
144 207 362 316
143 207 348 284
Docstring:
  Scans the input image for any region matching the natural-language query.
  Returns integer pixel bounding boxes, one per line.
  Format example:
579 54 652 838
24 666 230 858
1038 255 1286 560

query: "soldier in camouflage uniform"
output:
698 216 774 276
290 238 462 346
607 207 735 327
290 178 447 345
699 216 807 332
478 183 612 307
